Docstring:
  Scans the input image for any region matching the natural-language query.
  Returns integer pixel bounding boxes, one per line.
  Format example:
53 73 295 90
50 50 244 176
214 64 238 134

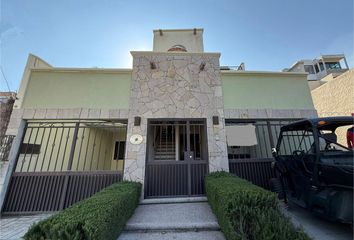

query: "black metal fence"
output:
3 171 122 213
2 120 127 214
15 121 126 172
226 119 297 189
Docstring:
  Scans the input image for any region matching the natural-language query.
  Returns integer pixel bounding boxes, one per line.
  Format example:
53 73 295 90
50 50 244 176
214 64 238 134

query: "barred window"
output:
114 141 126 160
19 143 41 154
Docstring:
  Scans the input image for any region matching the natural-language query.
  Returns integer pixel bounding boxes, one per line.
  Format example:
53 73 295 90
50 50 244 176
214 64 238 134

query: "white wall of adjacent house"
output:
153 29 204 53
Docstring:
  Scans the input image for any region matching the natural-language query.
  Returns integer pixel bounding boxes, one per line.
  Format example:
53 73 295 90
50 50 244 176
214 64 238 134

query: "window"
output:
168 45 187 52
19 143 41 154
314 64 319 73
325 62 341 70
319 62 325 71
304 65 315 74
114 141 126 160
319 131 350 152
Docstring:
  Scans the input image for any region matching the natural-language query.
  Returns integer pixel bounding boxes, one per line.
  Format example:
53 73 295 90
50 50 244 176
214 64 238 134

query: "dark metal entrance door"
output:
145 119 208 198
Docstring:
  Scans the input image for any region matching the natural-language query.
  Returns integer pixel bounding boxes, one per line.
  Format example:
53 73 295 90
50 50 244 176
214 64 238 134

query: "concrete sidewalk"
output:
118 201 225 240
0 214 51 240
283 203 353 240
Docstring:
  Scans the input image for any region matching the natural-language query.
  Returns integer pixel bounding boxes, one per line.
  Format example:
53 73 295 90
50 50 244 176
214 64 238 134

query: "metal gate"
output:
2 120 126 214
226 119 297 189
145 119 208 198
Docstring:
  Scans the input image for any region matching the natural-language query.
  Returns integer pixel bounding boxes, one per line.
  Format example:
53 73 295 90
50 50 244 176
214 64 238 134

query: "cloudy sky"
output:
1 0 353 91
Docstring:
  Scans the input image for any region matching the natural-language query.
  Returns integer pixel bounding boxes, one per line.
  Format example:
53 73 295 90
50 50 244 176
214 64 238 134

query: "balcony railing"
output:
0 135 15 162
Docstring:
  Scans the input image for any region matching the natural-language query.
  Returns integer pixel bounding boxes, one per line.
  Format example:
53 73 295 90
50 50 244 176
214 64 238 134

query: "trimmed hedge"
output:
24 181 141 240
205 172 311 240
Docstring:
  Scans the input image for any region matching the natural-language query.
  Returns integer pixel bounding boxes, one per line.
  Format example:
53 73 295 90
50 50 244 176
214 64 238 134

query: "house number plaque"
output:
130 134 143 145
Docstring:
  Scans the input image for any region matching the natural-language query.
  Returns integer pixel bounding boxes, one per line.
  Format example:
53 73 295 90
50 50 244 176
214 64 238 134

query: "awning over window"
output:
226 124 258 146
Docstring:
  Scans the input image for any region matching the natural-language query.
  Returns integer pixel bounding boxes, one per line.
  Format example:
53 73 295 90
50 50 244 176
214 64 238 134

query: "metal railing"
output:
15 121 126 172
2 120 127 214
226 119 298 189
0 135 14 162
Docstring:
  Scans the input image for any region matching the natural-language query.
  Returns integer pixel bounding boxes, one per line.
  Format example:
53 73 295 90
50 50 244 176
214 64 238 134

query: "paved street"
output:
284 203 353 240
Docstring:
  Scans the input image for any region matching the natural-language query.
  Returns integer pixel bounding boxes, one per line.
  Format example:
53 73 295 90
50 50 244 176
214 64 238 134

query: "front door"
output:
145 119 208 198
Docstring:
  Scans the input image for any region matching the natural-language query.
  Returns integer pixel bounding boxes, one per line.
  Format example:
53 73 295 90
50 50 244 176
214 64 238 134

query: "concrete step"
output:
154 158 175 160
140 197 207 205
156 145 175 149
154 154 175 158
118 230 225 240
156 146 175 149
124 202 220 232
155 152 175 155
155 151 175 154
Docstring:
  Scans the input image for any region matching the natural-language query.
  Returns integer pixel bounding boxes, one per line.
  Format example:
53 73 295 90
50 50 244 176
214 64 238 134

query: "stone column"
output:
123 52 230 188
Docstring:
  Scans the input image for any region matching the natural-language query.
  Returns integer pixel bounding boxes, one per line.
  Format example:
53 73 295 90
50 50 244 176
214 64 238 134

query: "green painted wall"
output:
221 74 314 109
22 71 131 109
22 70 313 111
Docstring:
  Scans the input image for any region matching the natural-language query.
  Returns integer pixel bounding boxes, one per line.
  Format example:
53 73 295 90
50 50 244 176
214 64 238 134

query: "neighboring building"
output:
0 92 16 194
284 54 350 90
0 28 317 214
311 69 354 145
0 92 16 138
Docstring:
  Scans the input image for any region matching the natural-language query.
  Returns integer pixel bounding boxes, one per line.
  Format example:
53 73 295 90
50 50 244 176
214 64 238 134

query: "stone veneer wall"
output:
123 52 229 183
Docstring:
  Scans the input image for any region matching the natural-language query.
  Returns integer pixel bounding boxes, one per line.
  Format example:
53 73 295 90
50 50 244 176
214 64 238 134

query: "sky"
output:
1 0 353 91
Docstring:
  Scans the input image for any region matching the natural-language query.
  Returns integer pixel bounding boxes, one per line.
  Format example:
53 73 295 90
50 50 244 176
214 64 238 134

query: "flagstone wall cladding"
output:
123 53 229 183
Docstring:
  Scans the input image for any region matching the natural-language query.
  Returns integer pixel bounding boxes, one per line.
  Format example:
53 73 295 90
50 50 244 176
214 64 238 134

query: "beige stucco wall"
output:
311 69 354 117
222 72 314 110
15 125 126 172
153 29 204 53
21 70 132 109
311 69 354 145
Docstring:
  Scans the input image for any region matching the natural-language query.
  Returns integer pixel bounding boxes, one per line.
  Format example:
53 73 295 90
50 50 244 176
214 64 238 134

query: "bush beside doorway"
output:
24 181 141 240
205 172 311 240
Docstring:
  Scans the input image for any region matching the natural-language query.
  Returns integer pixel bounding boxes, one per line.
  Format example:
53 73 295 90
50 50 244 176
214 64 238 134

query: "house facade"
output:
0 29 317 214
0 92 16 193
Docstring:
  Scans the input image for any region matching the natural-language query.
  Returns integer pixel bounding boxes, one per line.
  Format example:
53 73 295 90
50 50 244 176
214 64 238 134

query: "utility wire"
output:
0 66 11 92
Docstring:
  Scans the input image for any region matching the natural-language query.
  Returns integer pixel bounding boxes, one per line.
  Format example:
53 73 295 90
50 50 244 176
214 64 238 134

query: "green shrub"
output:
205 172 311 240
24 181 141 240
